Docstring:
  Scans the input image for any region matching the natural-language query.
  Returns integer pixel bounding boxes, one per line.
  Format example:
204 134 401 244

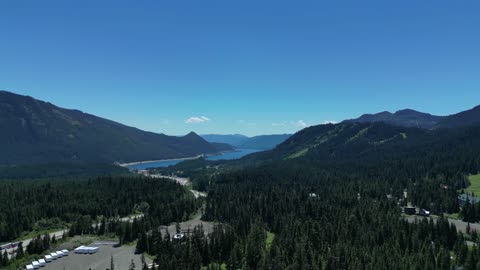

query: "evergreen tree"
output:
129 259 136 270
110 255 115 270
16 242 24 259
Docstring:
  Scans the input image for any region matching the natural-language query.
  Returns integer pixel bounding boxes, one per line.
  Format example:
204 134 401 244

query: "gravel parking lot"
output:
42 244 151 270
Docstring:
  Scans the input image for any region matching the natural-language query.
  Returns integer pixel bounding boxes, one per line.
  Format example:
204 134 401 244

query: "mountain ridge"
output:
346 108 445 129
201 134 291 150
0 90 231 165
346 105 480 129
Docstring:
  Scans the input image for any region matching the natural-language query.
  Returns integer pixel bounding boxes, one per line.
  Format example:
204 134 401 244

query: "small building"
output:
458 194 480 207
173 233 185 240
404 207 416 215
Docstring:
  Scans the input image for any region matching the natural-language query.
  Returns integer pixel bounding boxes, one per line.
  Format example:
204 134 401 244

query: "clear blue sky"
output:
1 1 479 136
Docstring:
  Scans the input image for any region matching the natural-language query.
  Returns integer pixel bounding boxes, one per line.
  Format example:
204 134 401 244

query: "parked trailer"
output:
87 247 99 254
73 246 99 254
44 255 52 262
74 246 86 254
32 261 40 269
50 252 58 259
61 249 69 256
38 259 46 266
55 251 64 257
26 265 34 270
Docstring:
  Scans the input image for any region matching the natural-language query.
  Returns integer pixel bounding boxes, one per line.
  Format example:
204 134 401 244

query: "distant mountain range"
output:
0 91 233 165
202 134 291 150
345 105 480 129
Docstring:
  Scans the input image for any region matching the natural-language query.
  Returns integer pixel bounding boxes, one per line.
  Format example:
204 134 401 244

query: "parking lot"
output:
42 244 151 270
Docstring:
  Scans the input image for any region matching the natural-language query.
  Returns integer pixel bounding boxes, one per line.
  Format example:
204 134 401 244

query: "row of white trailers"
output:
26 250 69 269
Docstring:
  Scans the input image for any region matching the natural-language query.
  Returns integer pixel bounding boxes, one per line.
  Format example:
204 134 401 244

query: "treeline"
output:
0 176 198 242
0 162 128 180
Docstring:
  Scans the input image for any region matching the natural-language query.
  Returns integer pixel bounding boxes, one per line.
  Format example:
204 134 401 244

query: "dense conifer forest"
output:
2 122 480 269
125 122 480 269
0 176 198 243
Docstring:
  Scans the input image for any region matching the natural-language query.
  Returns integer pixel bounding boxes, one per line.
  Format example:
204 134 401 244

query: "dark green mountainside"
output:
434 105 480 129
201 134 249 147
243 121 480 176
0 90 227 165
237 134 291 150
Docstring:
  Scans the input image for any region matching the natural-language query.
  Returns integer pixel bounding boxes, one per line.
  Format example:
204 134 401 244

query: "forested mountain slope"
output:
237 134 291 150
435 105 480 129
0 91 224 165
201 134 249 147
198 122 480 269
251 122 480 168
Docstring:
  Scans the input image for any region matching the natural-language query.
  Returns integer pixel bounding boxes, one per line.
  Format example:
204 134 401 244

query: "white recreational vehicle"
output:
50 252 58 259
31 261 40 269
38 259 46 266
44 255 52 262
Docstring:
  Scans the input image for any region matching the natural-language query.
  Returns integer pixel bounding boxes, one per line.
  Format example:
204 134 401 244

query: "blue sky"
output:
1 1 479 136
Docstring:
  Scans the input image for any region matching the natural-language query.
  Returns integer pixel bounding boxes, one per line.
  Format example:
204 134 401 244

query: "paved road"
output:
144 173 207 198
161 209 217 237
405 215 480 234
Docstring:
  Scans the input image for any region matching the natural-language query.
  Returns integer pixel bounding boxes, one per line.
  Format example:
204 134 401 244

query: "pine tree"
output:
2 251 9 267
141 253 146 268
110 255 115 270
16 242 24 259
129 258 136 270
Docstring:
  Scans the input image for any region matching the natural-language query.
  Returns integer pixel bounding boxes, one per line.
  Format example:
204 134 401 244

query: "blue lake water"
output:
125 149 262 170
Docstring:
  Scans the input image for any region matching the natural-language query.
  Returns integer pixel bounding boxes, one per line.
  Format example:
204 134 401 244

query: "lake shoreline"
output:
118 155 203 167
118 149 241 167
120 149 261 170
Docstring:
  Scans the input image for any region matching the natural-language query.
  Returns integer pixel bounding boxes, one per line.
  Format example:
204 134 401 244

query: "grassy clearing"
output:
347 127 369 143
286 147 309 159
465 174 480 195
201 263 227 270
445 213 460 220
266 231 275 251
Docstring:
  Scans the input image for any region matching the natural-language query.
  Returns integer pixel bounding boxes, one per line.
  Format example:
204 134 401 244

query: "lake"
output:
125 149 262 170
